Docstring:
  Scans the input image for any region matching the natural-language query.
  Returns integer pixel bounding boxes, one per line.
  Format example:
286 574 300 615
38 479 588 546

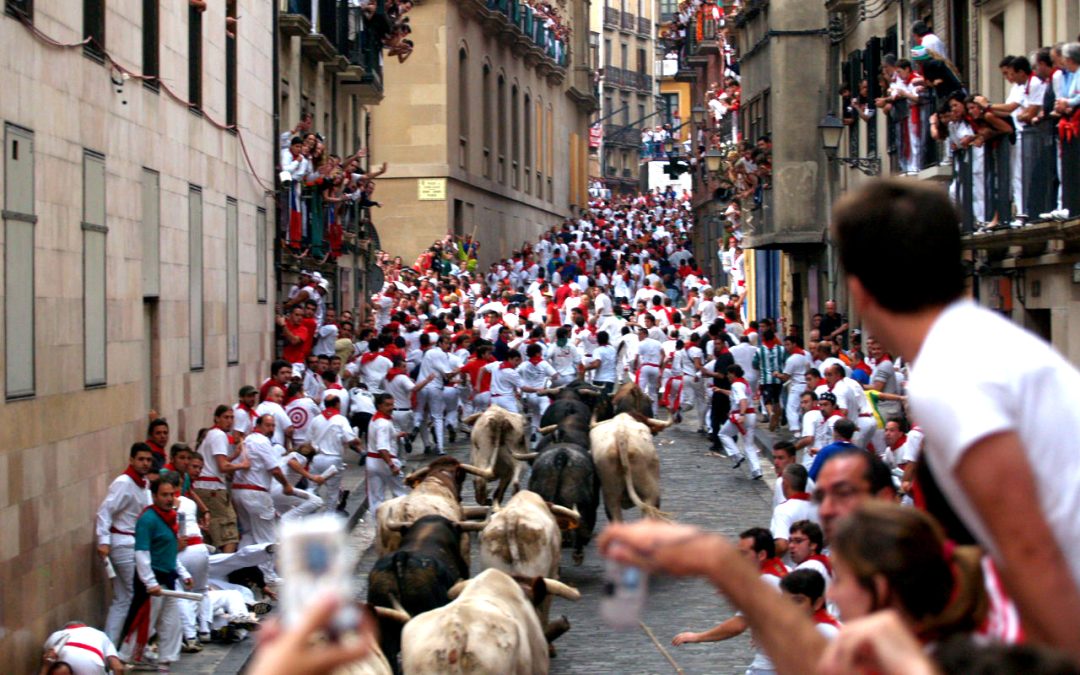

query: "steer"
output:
526 442 599 565
610 381 655 418
374 456 493 558
479 490 581 648
368 515 485 669
400 568 580 675
462 407 531 505
590 413 673 522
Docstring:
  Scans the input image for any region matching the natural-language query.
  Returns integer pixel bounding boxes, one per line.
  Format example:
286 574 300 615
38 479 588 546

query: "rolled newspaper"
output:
320 464 340 479
160 589 204 601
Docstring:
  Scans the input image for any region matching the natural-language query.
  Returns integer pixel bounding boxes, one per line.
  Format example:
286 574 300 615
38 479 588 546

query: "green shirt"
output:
753 343 787 385
134 508 179 574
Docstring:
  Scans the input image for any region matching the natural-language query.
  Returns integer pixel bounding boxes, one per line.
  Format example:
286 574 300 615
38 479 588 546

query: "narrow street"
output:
352 414 777 675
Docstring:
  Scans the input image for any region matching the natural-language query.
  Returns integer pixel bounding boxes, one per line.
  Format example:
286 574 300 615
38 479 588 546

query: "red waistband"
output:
367 452 389 459
194 475 223 483
109 526 135 536
232 483 268 492
187 536 204 546
859 413 872 417
640 363 659 368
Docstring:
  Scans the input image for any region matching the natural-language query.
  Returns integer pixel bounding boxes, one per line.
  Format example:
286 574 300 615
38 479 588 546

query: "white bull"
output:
374 456 492 558
332 643 393 675
463 407 532 505
589 413 673 522
400 568 580 675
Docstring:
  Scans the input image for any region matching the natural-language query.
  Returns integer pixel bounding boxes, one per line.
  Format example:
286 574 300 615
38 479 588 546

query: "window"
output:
143 0 159 92
637 48 646 73
189 3 203 110
483 64 492 178
659 0 676 21
226 198 239 365
5 0 33 21
83 150 107 388
4 124 35 399
497 75 507 184
511 84 520 190
225 0 237 124
546 106 554 202
524 92 532 193
84 0 105 61
189 186 203 370
141 168 160 297
256 207 267 303
621 43 628 69
660 92 678 125
604 38 612 66
459 48 469 170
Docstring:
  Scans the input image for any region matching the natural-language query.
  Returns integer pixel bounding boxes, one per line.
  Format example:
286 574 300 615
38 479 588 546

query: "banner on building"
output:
589 124 602 148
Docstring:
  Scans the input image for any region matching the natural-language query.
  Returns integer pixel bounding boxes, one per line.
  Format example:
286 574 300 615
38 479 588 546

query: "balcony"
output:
462 0 569 79
638 16 652 36
621 11 635 33
604 6 620 28
603 124 641 147
603 66 651 92
688 14 720 59
281 0 386 100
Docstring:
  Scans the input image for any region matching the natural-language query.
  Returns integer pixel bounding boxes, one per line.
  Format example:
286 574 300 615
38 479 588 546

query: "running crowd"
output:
53 177 1080 673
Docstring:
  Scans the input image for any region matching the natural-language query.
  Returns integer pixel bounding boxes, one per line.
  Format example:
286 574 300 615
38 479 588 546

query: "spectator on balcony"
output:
911 19 947 60
281 112 313 153
911 45 965 100
988 55 1046 226
849 79 876 124
884 58 924 174
1055 43 1080 218
642 127 655 159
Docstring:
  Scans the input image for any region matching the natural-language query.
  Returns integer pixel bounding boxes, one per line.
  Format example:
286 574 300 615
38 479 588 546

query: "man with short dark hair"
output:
310 393 361 511
232 414 294 582
367 393 407 514
811 448 896 542
119 474 193 667
146 418 170 474
807 418 859 482
259 359 294 403
833 179 1080 658
789 519 831 593
233 385 260 436
96 443 154 643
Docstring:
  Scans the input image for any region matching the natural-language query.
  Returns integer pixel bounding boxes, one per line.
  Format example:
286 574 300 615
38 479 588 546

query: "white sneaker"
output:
1051 208 1070 221
1008 219 1026 229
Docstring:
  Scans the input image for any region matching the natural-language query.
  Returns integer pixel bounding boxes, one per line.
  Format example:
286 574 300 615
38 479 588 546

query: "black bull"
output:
367 515 471 669
527 442 599 565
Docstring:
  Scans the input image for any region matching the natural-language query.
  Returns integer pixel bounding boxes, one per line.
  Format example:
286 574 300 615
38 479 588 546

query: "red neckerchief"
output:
807 553 833 576
146 504 179 537
1025 73 1036 95
889 433 909 451
813 608 842 628
237 402 257 421
163 462 176 473
326 382 344 390
500 361 517 369
321 408 339 421
215 425 238 445
146 440 166 458
731 377 748 388
826 410 845 421
529 355 544 365
786 492 812 501
788 346 806 356
760 557 789 579
360 351 381 365
386 367 407 381
373 411 392 421
762 337 780 349
123 466 147 489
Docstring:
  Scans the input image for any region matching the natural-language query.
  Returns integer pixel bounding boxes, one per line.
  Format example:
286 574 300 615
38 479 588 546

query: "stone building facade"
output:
0 0 275 667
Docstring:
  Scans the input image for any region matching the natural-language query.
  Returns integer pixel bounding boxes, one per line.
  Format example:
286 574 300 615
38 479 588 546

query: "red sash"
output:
813 608 842 629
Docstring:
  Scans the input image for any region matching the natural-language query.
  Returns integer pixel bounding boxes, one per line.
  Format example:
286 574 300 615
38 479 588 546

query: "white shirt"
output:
486 361 523 399
255 400 292 448
730 342 757 380
546 342 582 379
232 403 259 436
177 495 201 539
636 338 664 367
800 409 825 467
44 625 119 675
196 428 234 489
285 396 322 444
280 451 310 486
783 351 810 389
234 431 280 490
361 354 393 393
309 412 357 458
386 371 418 409
771 495 819 542
418 347 454 386
95 472 151 545
519 358 557 389
591 345 619 382
367 415 398 460
910 299 1080 591
313 323 338 357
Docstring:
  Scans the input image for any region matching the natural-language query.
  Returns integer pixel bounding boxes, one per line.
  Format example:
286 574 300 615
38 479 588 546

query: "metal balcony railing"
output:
638 16 651 35
621 11 635 31
604 6 620 28
489 0 569 66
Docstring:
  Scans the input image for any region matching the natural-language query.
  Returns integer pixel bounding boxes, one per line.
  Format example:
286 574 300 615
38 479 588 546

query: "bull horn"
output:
457 519 488 532
547 504 581 524
461 412 483 425
459 463 496 479
543 579 582 601
577 389 599 398
537 424 558 435
589 421 601 429
512 451 540 461
447 579 469 599
460 505 490 519
646 416 676 429
383 519 410 532
372 606 412 623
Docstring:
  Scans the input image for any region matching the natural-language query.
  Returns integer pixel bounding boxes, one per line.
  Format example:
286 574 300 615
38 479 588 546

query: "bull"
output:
479 490 582 649
368 515 486 670
590 413 673 522
532 414 592 453
525 442 599 565
610 381 655 418
374 456 493 559
400 569 580 675
462 407 531 505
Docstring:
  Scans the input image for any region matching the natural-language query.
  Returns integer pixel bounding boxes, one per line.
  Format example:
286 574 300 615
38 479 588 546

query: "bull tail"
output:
616 430 669 521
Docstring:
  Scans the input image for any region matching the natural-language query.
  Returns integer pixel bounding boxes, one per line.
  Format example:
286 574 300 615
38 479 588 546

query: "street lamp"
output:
704 147 724 174
817 111 880 176
663 136 674 156
691 105 706 127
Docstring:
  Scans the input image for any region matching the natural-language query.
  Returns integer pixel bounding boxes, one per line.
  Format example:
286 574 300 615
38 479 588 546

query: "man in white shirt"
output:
485 350 533 413
546 327 583 387
284 383 321 446
796 391 825 469
232 385 260 437
788 520 832 599
717 365 763 479
193 406 249 554
42 621 124 674
833 178 1080 659
634 325 664 402
95 444 153 643
778 335 810 434
519 343 557 442
308 393 361 512
770 464 818 563
416 334 457 455
367 393 407 514
255 386 293 453
585 331 619 394
231 415 293 583
991 56 1046 222
360 339 394 393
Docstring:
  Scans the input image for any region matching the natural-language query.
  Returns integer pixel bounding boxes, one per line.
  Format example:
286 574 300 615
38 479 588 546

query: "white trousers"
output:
232 489 279 581
522 392 549 441
208 543 275 580
416 385 446 451
635 364 661 402
120 584 182 664
209 589 250 630
310 453 345 511
471 392 491 413
1012 134 1025 216
490 393 520 413
366 457 407 516
105 543 136 644
785 386 805 434
178 543 211 638
442 386 462 428
719 413 761 475
272 483 324 520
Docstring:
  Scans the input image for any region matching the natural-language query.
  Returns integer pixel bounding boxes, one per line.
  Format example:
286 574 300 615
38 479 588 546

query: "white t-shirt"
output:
197 427 233 488
234 432 280 490
909 299 1080 590
255 400 292 448
518 358 557 389
590 344 619 383
361 354 393 393
314 323 338 357
44 625 119 675
285 397 322 444
783 351 810 389
771 496 819 543
309 412 358 458
636 338 664 367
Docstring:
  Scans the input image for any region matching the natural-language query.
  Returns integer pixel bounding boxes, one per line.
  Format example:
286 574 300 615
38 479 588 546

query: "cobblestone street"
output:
352 411 778 675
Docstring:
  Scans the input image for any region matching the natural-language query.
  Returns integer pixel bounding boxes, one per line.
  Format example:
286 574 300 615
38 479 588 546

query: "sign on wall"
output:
417 178 447 201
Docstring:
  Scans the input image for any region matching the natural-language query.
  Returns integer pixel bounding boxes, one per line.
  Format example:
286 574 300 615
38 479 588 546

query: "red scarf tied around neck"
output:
322 408 340 421
760 557 789 579
529 355 544 365
373 411 392 422
123 466 148 489
147 504 179 537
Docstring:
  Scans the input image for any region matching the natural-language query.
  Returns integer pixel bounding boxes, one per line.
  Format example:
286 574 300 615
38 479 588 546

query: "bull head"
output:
459 462 496 480
383 518 411 533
